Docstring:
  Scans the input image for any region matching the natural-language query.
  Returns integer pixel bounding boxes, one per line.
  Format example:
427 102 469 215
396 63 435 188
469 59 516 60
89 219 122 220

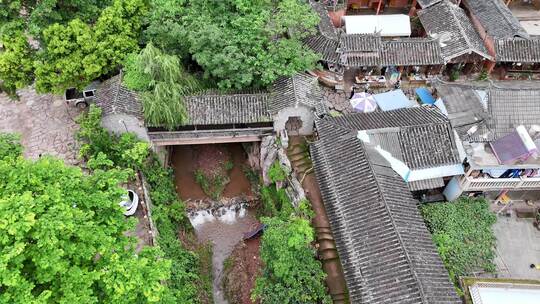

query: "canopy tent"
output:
342 15 411 37
415 88 436 105
373 89 416 111
350 92 377 113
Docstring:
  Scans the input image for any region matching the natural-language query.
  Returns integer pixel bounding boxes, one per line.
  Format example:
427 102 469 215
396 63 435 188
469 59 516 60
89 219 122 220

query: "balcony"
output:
459 175 540 191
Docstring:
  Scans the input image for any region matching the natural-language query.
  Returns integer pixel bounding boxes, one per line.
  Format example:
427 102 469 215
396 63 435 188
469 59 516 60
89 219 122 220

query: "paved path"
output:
0 88 82 164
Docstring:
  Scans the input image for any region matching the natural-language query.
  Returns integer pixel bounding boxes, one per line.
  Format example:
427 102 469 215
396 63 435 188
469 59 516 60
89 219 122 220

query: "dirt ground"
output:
222 236 262 304
171 144 253 201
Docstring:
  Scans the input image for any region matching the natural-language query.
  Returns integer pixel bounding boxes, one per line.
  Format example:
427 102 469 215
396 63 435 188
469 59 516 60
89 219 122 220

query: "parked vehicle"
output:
64 82 99 109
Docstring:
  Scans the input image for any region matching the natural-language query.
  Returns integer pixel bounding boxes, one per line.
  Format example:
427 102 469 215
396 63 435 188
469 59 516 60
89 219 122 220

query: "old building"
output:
434 80 540 200
310 111 460 304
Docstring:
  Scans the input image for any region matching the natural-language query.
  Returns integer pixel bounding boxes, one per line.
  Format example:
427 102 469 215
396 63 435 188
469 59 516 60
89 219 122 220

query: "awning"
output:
415 88 436 105
373 89 416 111
342 15 411 37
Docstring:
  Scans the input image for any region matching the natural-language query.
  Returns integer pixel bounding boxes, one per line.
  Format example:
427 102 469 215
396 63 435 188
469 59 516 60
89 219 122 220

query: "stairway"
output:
287 142 313 179
287 137 350 304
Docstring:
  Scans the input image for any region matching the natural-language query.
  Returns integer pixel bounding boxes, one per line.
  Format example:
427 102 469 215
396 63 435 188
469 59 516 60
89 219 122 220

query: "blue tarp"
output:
373 89 415 111
415 88 436 105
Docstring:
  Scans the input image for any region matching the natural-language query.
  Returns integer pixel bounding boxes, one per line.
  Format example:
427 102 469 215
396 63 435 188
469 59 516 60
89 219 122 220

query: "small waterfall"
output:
189 203 248 228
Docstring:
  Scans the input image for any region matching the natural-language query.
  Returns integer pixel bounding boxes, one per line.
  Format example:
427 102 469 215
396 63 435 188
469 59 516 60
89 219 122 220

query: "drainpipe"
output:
376 0 383 15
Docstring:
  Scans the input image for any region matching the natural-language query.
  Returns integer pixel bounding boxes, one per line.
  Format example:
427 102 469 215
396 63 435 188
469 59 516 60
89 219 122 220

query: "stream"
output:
189 203 258 304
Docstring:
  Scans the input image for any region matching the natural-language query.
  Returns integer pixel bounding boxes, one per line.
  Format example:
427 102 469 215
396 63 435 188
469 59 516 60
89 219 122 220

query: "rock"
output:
260 136 279 186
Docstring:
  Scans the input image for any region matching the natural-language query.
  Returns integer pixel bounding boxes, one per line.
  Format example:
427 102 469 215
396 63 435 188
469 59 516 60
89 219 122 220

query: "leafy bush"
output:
0 136 173 303
252 216 331 304
421 197 497 287
77 105 149 170
0 133 23 159
268 161 288 183
76 106 205 302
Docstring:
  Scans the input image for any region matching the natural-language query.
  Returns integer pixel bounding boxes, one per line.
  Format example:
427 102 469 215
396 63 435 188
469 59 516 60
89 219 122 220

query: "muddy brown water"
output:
194 209 259 304
171 144 253 200
171 143 259 304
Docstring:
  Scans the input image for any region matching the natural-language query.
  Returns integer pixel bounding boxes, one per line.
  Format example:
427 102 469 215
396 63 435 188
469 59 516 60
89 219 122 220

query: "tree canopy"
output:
0 133 174 303
181 0 320 89
0 28 35 97
33 0 147 93
123 43 204 129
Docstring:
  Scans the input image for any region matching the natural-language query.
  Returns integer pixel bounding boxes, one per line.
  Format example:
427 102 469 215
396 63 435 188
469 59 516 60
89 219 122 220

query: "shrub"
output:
268 161 288 183
421 197 497 288
252 216 331 304
0 133 23 159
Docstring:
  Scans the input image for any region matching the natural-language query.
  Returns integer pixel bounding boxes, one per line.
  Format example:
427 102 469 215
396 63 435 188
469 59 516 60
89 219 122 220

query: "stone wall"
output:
260 135 306 207
273 106 315 136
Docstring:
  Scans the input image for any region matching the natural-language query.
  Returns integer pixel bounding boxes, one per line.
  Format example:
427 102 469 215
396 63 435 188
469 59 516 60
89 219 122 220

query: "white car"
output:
119 190 139 216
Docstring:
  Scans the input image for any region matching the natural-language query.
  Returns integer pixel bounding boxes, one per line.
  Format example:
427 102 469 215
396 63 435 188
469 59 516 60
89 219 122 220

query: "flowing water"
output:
189 204 258 304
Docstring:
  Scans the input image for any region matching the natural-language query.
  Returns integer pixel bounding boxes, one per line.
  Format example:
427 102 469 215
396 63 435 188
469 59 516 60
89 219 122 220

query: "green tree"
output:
0 134 173 303
33 0 148 94
0 0 112 36
144 0 187 55
0 29 35 97
123 42 203 128
253 216 330 304
181 0 320 89
421 197 497 287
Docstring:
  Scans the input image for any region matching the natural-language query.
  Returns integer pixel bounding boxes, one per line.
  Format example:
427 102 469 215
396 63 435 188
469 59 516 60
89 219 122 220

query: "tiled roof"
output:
95 73 143 119
329 108 459 170
418 1 491 62
303 34 340 64
311 118 460 304
381 38 443 66
185 93 271 125
338 34 382 67
463 0 528 39
309 0 338 40
417 0 443 8
329 107 448 130
269 73 327 116
433 81 490 141
495 38 540 63
338 35 443 67
488 87 540 139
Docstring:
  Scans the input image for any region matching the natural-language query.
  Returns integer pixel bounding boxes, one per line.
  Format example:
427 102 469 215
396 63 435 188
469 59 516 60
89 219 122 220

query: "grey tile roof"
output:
434 80 540 141
311 118 460 304
337 34 444 67
408 177 445 191
495 38 540 63
330 107 448 130
418 1 492 62
417 0 443 8
303 34 340 64
269 73 327 116
433 81 490 141
338 34 382 67
95 73 143 119
463 0 528 39
309 0 338 40
381 38 443 66
304 1 341 65
325 108 460 169
185 93 271 125
488 87 540 139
